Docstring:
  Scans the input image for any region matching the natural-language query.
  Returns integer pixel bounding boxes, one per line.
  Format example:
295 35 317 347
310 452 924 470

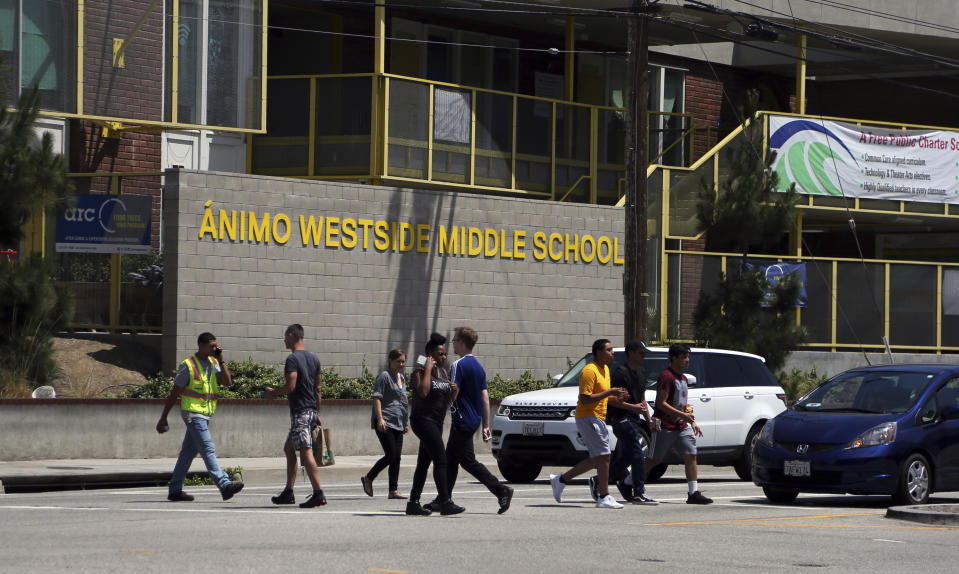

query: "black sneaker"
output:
220 481 244 501
423 499 440 513
299 490 327 508
615 480 636 502
271 489 295 505
361 475 374 497
405 501 432 516
167 491 194 502
686 491 713 505
497 485 514 515
439 500 466 516
588 476 599 502
632 492 659 505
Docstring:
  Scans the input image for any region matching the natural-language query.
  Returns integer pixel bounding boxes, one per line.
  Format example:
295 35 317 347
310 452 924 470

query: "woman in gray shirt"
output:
361 348 409 499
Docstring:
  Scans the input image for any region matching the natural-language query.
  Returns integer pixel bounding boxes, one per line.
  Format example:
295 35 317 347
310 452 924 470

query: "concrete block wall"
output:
0 400 482 461
163 170 626 379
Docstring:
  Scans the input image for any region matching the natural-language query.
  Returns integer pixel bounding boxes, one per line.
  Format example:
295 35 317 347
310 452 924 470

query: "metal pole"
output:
624 1 649 343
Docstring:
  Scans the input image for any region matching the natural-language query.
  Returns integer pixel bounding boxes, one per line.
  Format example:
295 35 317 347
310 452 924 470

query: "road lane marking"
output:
645 512 954 531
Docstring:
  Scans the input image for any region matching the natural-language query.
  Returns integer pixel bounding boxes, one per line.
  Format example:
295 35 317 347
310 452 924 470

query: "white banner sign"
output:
769 115 959 204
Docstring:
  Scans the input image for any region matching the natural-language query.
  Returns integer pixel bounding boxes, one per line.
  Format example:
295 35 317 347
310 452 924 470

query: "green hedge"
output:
123 360 551 400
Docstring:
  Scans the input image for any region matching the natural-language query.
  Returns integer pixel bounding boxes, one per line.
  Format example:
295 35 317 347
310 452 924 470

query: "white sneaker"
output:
549 474 565 503
596 494 623 509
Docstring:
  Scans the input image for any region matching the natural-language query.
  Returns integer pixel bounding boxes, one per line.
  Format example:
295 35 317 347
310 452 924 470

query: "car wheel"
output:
733 424 762 481
645 463 668 483
496 459 543 484
762 486 799 504
893 453 931 505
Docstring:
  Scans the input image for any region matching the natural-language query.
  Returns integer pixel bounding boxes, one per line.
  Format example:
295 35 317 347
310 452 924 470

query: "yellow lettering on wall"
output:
438 225 459 255
341 218 357 249
499 230 513 259
299 215 324 246
416 224 430 253
532 232 547 261
240 209 246 240
357 219 374 249
613 237 624 265
580 234 595 263
484 228 498 257
468 227 482 256
399 222 414 252
564 234 578 262
325 216 341 248
272 213 291 245
249 212 270 243
512 230 526 260
374 220 390 251
199 201 218 239
391 222 398 251
219 210 237 241
548 233 563 262
597 236 612 264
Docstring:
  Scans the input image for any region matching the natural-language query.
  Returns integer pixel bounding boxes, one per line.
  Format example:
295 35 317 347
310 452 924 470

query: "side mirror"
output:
551 374 563 387
686 373 699 388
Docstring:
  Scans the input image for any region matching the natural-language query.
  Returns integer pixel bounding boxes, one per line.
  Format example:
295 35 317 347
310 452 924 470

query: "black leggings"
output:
367 428 404 491
409 417 450 504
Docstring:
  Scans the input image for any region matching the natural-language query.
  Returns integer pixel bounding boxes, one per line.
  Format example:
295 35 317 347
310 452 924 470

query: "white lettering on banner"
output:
768 115 959 204
197 201 624 266
64 208 97 222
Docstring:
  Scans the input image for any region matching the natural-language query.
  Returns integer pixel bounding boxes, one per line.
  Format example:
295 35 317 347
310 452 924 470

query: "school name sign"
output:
769 115 959 204
197 201 624 265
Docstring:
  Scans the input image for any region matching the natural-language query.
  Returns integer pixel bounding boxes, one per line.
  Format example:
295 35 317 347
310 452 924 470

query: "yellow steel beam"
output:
77 1 84 115
171 0 179 124
309 77 317 177
589 106 598 204
937 266 943 353
831 260 838 351
113 0 162 68
796 34 807 115
565 17 575 101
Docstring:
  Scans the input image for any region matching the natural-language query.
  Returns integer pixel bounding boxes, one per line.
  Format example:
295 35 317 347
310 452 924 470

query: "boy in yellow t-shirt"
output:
549 339 628 509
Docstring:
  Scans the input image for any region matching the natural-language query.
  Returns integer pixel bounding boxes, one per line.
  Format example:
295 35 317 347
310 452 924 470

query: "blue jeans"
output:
610 419 646 495
168 413 230 494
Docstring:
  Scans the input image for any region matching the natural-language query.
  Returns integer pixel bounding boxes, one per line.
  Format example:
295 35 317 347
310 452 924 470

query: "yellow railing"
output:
250 73 696 205
640 111 959 353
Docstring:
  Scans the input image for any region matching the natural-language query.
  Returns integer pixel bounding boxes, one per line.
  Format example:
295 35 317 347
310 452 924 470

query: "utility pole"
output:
624 0 649 344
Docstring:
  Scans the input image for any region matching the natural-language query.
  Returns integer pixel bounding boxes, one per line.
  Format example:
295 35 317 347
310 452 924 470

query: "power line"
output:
795 0 959 37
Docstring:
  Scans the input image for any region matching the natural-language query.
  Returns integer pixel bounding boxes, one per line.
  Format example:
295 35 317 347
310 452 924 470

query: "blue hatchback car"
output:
753 364 959 505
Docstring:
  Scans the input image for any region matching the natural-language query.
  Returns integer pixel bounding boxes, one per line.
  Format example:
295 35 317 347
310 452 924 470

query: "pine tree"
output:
692 90 803 372
0 79 74 391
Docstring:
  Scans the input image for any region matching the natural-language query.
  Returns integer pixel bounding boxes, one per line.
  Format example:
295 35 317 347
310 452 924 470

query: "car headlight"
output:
568 407 577 418
497 405 511 417
758 419 775 447
845 421 897 450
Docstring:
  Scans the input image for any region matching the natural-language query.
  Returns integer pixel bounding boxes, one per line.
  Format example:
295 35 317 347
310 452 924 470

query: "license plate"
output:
784 460 810 477
523 422 544 437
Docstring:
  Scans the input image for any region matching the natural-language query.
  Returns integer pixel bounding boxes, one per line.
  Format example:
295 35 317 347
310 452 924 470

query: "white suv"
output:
490 346 787 483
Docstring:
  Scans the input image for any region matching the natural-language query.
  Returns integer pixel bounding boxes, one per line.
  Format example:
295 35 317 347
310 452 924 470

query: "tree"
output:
692 90 803 372
0 81 74 392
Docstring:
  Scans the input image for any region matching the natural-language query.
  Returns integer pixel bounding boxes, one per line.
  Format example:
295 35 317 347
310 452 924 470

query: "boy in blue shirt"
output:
442 326 514 514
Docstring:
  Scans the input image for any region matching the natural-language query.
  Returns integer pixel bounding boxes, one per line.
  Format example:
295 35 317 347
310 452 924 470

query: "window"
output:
738 357 780 386
164 0 263 129
0 0 76 111
702 355 746 388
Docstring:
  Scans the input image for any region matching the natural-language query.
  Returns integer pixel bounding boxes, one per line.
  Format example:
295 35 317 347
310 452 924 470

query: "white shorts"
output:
575 416 611 458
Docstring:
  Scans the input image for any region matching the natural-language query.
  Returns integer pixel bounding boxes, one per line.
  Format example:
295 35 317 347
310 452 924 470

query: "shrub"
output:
487 370 551 402
777 367 828 402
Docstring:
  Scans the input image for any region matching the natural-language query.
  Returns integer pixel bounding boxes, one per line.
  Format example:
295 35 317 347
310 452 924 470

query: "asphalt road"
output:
1 467 957 573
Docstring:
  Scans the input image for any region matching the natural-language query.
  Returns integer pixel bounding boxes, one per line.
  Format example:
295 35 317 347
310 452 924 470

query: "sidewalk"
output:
0 454 500 494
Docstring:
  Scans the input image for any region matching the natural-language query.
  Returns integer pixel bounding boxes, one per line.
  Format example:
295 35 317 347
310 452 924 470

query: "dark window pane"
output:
702 355 745 388
737 357 778 386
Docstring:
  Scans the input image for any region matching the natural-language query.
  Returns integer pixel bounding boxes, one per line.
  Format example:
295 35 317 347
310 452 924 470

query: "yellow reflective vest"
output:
180 355 221 416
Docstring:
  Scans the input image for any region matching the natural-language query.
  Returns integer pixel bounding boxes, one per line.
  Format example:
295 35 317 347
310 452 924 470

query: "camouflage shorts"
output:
287 410 318 450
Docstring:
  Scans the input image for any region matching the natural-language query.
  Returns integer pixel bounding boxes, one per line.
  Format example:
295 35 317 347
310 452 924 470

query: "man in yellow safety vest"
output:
157 332 244 502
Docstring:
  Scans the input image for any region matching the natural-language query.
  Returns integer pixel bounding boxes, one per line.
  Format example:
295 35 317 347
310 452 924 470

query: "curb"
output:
886 504 959 525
